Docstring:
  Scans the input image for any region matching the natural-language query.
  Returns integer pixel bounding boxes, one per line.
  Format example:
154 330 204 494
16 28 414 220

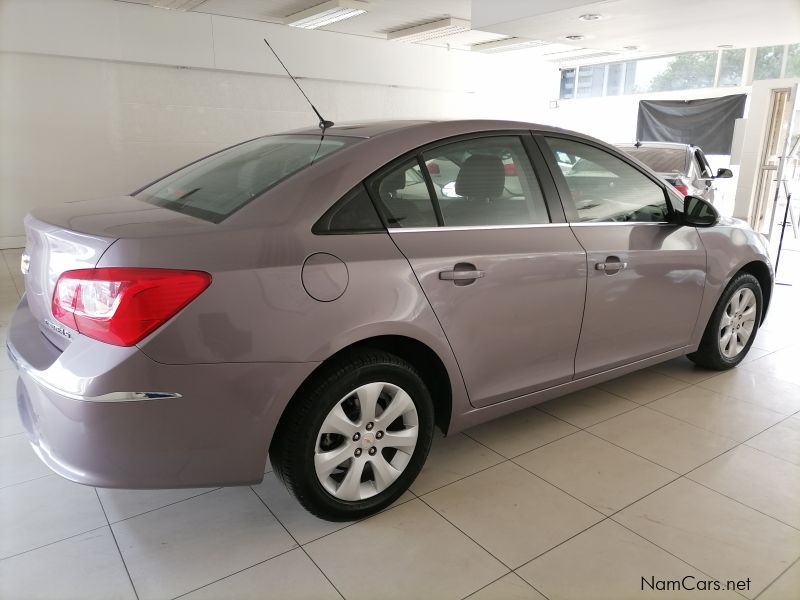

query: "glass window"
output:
422 137 550 227
646 51 717 92
618 146 687 174
606 63 624 96
718 48 745 86
754 45 785 80
560 68 576 99
136 135 358 223
373 159 438 228
545 138 669 223
313 184 383 234
576 65 606 98
786 44 800 78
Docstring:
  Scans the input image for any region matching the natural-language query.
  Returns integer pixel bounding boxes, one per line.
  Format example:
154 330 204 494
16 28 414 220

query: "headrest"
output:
380 167 407 196
455 154 505 200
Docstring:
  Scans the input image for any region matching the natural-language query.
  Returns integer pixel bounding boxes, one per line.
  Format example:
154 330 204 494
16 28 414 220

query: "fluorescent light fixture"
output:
285 0 369 30
472 37 549 53
564 34 586 41
578 13 603 21
387 18 471 43
150 0 207 10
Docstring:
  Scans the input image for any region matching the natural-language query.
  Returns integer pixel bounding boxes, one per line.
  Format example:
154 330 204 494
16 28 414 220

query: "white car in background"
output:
615 141 733 203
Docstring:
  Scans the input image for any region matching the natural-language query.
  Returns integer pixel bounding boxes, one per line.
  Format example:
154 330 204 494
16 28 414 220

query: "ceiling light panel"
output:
388 18 472 43
286 0 369 30
472 37 549 53
150 0 207 10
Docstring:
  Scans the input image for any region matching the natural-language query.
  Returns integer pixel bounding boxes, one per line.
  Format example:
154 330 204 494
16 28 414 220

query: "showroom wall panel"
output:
0 0 555 248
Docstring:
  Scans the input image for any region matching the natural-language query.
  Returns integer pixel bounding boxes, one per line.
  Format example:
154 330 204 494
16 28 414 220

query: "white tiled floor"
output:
2 246 800 600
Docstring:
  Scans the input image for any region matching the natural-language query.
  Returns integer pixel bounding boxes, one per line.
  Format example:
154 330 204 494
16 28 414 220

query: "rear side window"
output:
422 136 550 226
313 184 384 234
136 135 359 223
371 159 439 228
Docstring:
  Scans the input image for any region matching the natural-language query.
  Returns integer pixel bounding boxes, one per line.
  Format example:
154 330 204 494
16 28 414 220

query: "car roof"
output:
286 119 572 139
616 142 695 152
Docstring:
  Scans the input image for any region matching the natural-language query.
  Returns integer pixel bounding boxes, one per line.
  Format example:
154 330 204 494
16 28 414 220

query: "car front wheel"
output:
270 349 434 521
688 272 763 370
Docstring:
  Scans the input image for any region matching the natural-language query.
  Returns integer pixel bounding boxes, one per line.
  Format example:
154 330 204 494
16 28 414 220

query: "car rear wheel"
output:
270 349 434 521
688 272 762 370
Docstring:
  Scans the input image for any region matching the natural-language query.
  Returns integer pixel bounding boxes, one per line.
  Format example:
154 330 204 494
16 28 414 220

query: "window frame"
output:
533 132 678 225
311 182 386 235
364 130 566 231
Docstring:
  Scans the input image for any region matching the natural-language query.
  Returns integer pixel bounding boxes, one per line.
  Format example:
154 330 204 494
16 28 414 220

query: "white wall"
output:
0 0 556 248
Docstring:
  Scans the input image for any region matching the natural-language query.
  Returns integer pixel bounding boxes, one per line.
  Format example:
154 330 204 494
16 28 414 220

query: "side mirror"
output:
683 195 719 227
715 168 733 179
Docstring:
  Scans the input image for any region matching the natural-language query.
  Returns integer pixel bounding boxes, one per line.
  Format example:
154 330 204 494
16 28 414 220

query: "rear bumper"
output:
7 296 317 488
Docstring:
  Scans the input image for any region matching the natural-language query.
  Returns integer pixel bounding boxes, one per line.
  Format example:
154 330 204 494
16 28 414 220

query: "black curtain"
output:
636 94 746 154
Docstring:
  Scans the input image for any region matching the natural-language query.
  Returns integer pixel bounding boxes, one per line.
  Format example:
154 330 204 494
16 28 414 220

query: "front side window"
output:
136 135 359 223
422 136 550 227
545 138 669 223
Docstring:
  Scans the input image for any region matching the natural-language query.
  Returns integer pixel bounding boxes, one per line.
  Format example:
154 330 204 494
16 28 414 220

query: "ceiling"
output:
472 0 800 55
115 0 800 58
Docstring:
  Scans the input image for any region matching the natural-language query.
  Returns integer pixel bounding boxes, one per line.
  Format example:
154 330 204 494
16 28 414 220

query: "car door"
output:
537 134 706 378
367 133 587 408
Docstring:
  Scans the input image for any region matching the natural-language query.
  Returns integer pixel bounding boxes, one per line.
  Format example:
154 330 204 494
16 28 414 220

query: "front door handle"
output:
439 263 485 286
439 270 485 280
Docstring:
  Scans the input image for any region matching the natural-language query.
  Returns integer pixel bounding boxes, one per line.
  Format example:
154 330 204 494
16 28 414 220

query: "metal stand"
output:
774 184 793 286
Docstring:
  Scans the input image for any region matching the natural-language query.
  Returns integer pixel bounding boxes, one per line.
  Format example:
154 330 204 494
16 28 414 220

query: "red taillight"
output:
504 163 517 176
426 161 440 174
52 268 212 346
674 183 690 196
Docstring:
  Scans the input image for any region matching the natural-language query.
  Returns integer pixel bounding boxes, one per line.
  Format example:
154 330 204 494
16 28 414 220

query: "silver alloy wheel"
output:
719 287 757 358
314 381 419 501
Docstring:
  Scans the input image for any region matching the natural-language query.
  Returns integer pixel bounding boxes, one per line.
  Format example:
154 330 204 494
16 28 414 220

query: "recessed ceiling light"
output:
471 37 549 53
623 45 639 51
285 0 369 30
718 44 734 48
565 35 585 41
578 14 603 21
388 17 471 43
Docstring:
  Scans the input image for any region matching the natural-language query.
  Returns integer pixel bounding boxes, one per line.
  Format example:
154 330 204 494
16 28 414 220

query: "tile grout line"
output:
94 488 141 600
461 571 551 600
0 523 109 563
169 545 302 600
247 486 347 600
752 553 800 599
103 487 222 525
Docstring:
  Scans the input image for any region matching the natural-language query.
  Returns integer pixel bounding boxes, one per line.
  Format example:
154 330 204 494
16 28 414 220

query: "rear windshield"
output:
136 135 359 222
619 147 687 174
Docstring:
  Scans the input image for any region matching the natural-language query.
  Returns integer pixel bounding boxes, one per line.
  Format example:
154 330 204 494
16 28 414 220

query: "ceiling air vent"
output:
387 18 471 43
471 38 550 53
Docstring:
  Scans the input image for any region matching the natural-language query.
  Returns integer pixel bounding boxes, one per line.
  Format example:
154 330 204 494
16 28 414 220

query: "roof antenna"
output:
634 139 642 148
263 38 334 132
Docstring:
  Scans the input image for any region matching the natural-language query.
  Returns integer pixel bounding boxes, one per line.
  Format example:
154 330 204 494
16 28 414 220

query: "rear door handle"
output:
439 270 485 281
595 259 628 273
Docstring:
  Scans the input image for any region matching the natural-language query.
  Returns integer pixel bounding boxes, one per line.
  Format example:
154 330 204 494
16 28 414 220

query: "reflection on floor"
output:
1 246 799 600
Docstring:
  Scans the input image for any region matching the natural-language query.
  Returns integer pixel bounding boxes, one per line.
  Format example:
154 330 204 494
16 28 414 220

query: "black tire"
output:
687 272 763 370
270 349 435 521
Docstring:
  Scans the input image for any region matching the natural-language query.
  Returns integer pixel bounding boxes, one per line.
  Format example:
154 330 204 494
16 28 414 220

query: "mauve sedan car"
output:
7 120 773 521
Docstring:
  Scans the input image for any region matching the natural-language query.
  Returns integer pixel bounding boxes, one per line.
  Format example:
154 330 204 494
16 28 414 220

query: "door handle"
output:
595 260 628 272
439 270 485 281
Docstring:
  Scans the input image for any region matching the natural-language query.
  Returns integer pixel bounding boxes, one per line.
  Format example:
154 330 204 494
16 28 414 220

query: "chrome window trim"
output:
570 221 672 227
387 223 569 233
387 221 673 233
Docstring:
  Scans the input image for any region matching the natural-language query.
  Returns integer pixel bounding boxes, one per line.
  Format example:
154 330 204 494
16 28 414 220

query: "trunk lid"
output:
23 213 117 350
22 196 216 350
